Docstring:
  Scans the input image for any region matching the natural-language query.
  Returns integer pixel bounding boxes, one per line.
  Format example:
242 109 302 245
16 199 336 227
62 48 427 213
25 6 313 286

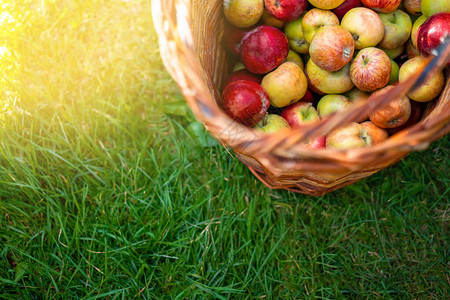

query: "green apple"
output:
301 8 339 43
317 94 352 119
223 0 264 28
388 59 399 85
341 7 385 50
255 114 290 133
284 15 310 54
232 61 245 71
421 0 450 17
399 56 445 102
378 9 412 49
286 50 304 69
262 62 308 107
380 44 404 59
326 122 372 149
410 15 427 49
305 59 354 94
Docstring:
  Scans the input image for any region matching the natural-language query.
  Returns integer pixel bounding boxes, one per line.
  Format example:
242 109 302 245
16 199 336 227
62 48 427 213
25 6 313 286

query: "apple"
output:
224 25 250 56
264 0 308 22
421 0 450 17
232 61 246 71
380 44 404 59
341 7 384 50
417 13 450 57
298 89 316 104
224 69 263 87
410 15 427 49
301 8 340 43
398 56 445 102
309 25 354 71
223 0 264 28
284 15 310 54
361 0 402 13
305 58 354 94
326 122 372 149
403 0 422 16
302 135 327 149
280 101 320 127
350 47 391 91
317 94 352 119
286 50 304 69
308 0 346 10
221 80 270 126
345 87 369 105
387 100 423 134
368 85 411 128
378 9 412 49
255 114 290 132
406 39 420 58
261 62 308 107
240 25 289 74
388 59 399 84
261 8 285 28
333 0 362 20
360 121 388 145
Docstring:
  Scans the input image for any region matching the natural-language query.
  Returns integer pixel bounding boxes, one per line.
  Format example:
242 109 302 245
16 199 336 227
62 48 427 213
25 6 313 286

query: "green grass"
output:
0 1 449 298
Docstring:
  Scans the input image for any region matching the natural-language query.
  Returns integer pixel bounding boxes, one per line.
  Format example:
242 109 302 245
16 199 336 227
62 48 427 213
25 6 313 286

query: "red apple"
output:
309 25 355 71
224 24 252 56
303 135 327 149
386 100 423 134
333 0 362 20
240 25 289 74
360 121 388 145
326 122 372 149
221 80 270 126
361 0 402 13
368 85 411 128
417 12 450 58
264 0 308 22
224 69 263 87
298 89 316 104
280 102 320 127
350 47 391 92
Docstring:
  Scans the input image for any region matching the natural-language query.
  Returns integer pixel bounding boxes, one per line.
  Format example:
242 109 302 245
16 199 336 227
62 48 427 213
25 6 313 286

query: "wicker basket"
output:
152 0 450 196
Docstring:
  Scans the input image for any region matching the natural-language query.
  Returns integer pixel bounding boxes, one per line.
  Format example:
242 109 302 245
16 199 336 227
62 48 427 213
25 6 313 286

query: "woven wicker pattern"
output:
152 0 450 196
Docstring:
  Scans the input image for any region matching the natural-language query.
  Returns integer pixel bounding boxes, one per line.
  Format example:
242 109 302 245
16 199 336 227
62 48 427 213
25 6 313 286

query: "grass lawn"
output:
0 0 449 298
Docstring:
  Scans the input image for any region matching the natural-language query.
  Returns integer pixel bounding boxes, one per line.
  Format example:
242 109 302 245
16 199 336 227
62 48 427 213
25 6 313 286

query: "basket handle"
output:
244 39 450 155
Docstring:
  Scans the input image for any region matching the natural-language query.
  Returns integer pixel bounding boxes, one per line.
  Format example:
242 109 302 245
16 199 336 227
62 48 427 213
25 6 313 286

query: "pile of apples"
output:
221 0 449 149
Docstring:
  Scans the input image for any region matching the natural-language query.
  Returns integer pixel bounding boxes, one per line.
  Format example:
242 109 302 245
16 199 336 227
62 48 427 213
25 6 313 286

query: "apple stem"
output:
361 54 369 65
352 33 359 41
